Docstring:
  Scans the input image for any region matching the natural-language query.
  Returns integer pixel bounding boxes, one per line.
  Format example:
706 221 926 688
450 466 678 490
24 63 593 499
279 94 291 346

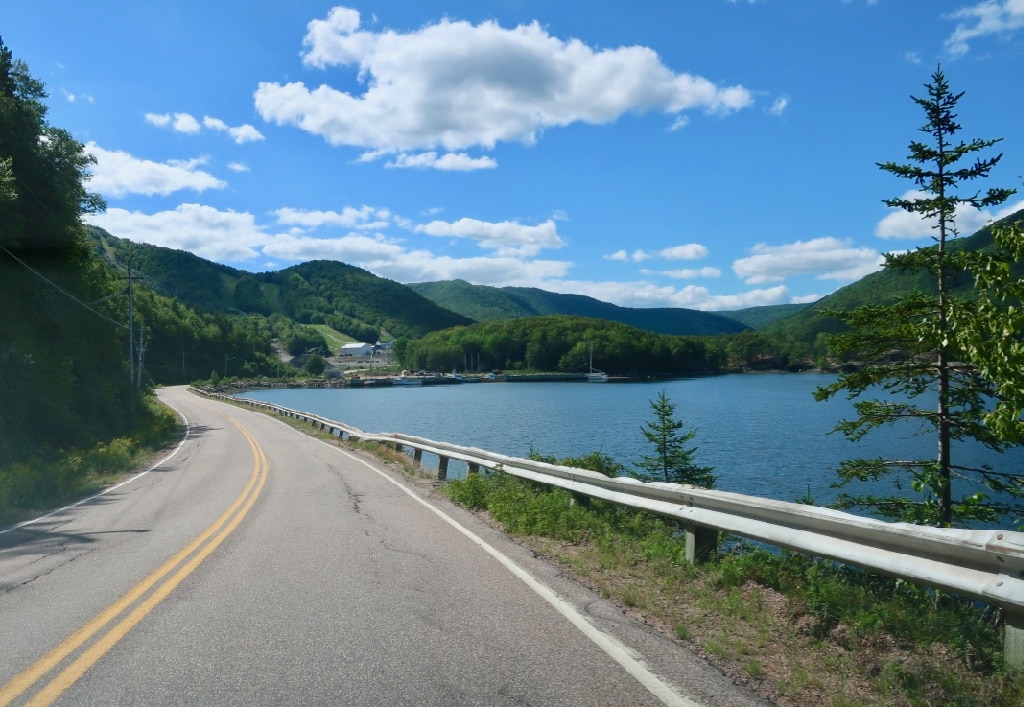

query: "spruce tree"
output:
636 391 715 487
814 67 1016 526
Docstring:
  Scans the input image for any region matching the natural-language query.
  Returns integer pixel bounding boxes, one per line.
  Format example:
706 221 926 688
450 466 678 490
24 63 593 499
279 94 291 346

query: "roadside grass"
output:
0 395 181 528
443 469 1024 707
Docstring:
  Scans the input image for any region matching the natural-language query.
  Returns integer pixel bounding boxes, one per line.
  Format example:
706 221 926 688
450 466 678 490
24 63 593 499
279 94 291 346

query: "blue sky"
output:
4 1 1023 311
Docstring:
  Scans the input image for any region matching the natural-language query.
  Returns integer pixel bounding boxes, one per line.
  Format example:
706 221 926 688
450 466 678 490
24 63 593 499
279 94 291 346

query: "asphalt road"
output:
0 386 771 706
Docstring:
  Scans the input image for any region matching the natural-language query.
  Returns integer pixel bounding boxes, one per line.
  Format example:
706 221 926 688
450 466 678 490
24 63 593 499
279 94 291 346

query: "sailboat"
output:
588 343 609 383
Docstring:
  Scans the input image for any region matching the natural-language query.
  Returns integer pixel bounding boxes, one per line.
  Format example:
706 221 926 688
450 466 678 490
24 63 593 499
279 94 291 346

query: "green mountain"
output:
407 279 749 336
765 208 1024 346
719 304 810 330
90 228 472 339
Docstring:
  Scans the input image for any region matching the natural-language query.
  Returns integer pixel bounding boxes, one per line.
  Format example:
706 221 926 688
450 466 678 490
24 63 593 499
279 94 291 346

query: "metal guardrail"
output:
201 388 1024 666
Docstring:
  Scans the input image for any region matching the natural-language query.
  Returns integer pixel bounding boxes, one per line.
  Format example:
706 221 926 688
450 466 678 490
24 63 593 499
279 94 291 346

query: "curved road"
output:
0 386 769 706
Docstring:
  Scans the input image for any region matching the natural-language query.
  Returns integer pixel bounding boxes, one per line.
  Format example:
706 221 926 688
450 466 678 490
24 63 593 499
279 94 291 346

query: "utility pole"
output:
136 326 147 388
127 259 135 387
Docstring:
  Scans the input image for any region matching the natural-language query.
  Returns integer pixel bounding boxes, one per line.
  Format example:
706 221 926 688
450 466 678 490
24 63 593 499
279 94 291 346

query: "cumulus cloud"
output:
272 205 394 230
653 267 722 279
85 201 572 286
146 112 264 143
542 279 792 311
416 217 566 257
263 232 571 283
86 204 266 261
658 244 710 260
203 116 266 144
874 191 1024 239
733 237 883 285
254 6 754 164
383 152 498 171
605 244 708 262
144 112 202 133
85 142 226 197
945 0 1024 56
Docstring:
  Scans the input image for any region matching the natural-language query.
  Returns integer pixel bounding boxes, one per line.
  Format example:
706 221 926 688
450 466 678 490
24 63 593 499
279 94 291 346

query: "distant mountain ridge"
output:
89 227 472 339
407 280 754 336
764 207 1024 345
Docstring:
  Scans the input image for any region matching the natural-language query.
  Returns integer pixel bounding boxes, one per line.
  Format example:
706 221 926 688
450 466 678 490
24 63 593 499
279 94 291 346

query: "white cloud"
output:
147 112 264 142
540 279 791 311
144 113 171 128
658 244 709 260
272 205 394 230
174 113 201 133
874 191 1024 239
61 88 93 104
768 97 789 116
652 267 722 279
202 117 265 144
261 232 571 283
733 237 883 285
254 6 755 156
145 112 200 133
227 162 249 172
84 143 226 197
86 204 266 261
383 152 498 171
606 244 708 262
945 0 1024 56
416 217 565 257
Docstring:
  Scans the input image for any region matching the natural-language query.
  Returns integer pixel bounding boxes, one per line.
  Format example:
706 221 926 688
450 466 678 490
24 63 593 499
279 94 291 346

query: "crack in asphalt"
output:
342 481 363 514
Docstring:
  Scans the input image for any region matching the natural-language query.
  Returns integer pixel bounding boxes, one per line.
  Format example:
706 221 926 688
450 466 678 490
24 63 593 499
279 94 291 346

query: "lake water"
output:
237 373 1023 511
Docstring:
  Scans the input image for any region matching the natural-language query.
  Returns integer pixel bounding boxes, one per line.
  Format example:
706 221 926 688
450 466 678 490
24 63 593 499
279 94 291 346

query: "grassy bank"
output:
443 470 1023 707
0 395 181 528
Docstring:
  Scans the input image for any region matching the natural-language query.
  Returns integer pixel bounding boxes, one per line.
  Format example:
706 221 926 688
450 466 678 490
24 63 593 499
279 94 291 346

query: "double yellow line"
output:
0 414 268 707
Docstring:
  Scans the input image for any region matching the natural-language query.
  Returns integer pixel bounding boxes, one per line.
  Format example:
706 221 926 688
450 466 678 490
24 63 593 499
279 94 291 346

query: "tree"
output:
303 353 326 376
0 38 104 252
814 67 1017 527
529 449 627 478
953 217 1024 450
635 391 715 487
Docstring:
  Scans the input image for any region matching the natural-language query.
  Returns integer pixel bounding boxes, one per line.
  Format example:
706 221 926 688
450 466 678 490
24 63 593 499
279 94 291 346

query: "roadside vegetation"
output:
442 465 1023 707
0 397 179 527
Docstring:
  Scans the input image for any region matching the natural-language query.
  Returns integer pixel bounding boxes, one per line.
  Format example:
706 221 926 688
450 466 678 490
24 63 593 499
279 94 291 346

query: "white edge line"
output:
266 412 700 707
0 403 192 536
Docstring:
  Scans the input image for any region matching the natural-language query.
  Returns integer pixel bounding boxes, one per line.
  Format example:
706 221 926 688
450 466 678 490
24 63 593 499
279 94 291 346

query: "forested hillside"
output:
407 279 749 335
765 208 1024 350
395 315 722 377
0 41 143 472
719 303 809 330
93 229 472 340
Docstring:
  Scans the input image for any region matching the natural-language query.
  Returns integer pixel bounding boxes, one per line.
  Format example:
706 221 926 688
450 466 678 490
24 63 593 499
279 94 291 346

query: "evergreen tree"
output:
635 391 715 487
814 67 1017 527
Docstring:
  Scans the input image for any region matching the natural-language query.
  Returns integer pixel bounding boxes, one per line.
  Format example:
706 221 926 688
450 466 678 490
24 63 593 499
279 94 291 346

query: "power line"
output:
0 244 127 330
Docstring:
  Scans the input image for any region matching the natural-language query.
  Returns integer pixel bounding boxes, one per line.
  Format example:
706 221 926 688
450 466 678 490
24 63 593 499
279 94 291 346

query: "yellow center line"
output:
0 413 267 707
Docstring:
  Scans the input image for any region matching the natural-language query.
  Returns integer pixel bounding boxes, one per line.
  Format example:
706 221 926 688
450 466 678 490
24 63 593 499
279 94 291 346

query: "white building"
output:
340 342 374 357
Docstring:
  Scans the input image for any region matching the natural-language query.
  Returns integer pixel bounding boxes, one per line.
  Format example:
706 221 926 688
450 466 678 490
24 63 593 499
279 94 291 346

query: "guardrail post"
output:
437 456 449 481
1006 612 1024 671
685 523 718 564
394 443 404 454
468 462 480 475
412 449 423 468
